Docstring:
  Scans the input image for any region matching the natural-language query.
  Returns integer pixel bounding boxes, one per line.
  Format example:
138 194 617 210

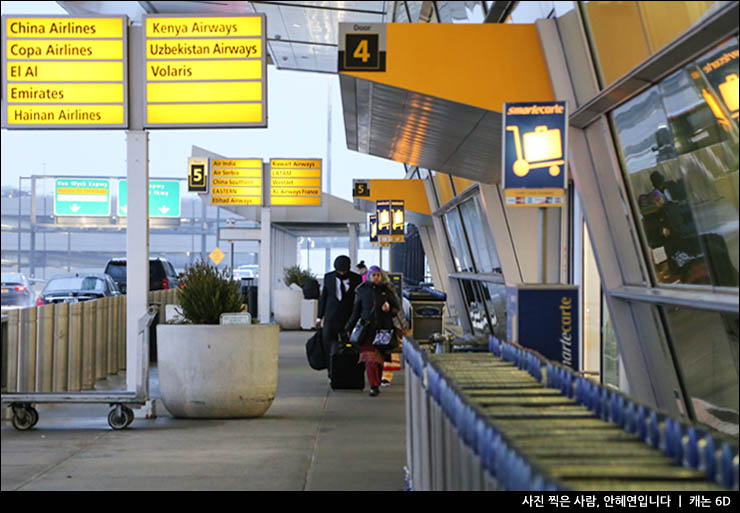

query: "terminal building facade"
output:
1 1 737 444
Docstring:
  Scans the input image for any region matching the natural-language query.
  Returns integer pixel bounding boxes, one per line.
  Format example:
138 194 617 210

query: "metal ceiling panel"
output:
59 1 389 73
341 74 502 183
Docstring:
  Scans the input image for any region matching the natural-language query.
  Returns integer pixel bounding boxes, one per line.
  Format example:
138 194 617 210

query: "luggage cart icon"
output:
392 207 404 231
506 125 565 178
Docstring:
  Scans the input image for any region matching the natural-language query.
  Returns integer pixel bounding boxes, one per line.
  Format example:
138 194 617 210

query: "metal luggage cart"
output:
1 305 158 431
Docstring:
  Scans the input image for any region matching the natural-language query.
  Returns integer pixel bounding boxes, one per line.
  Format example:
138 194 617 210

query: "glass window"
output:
44 276 104 292
393 1 409 22
582 1 716 87
459 279 491 336
451 175 475 195
443 209 474 272
436 1 486 23
602 296 619 388
406 0 423 22
611 39 739 288
458 195 503 275
662 306 738 436
508 1 552 23
480 281 508 341
433 171 455 206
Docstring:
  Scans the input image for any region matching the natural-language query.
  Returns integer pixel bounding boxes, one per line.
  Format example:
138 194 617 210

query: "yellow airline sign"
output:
269 159 322 206
210 159 263 206
2 15 128 129
144 14 266 128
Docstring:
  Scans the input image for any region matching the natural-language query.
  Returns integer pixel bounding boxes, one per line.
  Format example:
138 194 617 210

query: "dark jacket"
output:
345 281 400 335
317 270 362 323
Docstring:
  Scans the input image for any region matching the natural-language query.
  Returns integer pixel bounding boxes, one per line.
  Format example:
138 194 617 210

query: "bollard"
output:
106 297 118 375
17 307 38 392
95 297 108 380
82 300 97 390
5 309 20 392
52 303 69 391
117 296 126 371
67 302 83 392
35 304 55 392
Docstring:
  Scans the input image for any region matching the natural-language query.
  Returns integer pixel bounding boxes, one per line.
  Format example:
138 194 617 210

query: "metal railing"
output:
1 289 179 394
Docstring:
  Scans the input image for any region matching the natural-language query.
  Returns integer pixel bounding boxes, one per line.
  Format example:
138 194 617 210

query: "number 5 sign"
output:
188 157 209 193
338 23 386 72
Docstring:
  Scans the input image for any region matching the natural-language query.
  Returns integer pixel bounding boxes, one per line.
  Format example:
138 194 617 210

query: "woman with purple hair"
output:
344 266 400 396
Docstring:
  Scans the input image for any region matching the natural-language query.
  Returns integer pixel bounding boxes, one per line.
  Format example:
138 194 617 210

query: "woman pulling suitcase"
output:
345 266 400 397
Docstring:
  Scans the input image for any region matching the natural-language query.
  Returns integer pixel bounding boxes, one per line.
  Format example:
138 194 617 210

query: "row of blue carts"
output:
402 335 738 491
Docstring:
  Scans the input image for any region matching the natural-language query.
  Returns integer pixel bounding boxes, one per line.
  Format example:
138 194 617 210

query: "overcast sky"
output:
0 1 404 201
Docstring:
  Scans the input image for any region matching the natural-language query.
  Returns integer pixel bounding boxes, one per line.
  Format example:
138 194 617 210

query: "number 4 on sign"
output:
353 39 371 62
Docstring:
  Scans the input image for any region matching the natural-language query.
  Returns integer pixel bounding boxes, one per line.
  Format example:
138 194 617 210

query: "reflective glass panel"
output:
433 171 455 206
662 306 738 436
443 209 474 272
458 195 503 275
437 1 486 23
583 1 715 87
394 1 409 22
459 279 491 336
480 281 508 341
611 39 739 288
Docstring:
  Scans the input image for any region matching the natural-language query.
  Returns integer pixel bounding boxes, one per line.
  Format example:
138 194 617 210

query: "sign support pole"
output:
538 206 548 283
126 24 149 395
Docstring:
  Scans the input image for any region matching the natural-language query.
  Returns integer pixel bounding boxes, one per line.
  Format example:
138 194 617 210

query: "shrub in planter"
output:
177 260 243 324
283 265 316 289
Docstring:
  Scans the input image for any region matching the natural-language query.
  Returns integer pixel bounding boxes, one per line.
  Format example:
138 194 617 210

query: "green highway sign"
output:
54 178 111 216
117 179 181 218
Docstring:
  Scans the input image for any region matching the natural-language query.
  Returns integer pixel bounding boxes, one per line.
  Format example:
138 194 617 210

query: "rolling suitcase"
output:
329 343 365 390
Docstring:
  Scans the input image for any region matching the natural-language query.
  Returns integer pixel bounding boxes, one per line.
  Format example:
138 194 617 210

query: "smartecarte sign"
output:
502 101 567 207
269 159 322 206
1 15 128 129
143 14 266 128
54 178 111 216
506 284 579 370
118 179 181 218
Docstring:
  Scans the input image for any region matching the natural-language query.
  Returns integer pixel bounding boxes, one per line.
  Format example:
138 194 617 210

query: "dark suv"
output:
104 257 179 294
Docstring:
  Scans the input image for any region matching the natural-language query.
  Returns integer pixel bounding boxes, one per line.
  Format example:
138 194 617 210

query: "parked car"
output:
233 264 259 281
37 273 121 305
1 272 35 309
104 257 179 294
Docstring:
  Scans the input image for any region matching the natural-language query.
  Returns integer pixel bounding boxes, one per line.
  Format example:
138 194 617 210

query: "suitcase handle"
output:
535 125 549 132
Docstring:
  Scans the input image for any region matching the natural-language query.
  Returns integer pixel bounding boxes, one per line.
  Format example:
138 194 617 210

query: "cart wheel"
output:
28 406 39 428
108 406 132 430
11 407 35 431
122 406 135 427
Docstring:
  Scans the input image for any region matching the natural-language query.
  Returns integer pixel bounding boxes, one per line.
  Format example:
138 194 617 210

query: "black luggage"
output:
329 343 365 390
306 329 327 370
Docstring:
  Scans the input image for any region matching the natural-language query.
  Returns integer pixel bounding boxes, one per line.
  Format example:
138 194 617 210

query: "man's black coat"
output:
318 270 362 324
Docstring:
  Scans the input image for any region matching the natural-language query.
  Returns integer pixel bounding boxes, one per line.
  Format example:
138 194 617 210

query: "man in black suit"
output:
316 255 362 376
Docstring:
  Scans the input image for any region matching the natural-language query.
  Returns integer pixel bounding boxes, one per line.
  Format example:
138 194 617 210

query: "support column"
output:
125 24 149 394
259 206 271 324
125 130 149 392
348 223 358 267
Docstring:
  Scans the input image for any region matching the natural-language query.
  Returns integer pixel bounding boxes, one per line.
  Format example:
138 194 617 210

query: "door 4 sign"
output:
338 23 386 72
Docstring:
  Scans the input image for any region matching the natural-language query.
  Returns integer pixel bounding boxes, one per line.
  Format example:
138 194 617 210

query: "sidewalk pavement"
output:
1 330 407 491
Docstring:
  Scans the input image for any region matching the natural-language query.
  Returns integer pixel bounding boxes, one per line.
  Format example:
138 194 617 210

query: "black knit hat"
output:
334 255 351 272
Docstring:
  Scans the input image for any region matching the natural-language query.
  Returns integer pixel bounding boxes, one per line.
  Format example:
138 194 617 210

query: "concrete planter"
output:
273 288 302 330
156 324 279 418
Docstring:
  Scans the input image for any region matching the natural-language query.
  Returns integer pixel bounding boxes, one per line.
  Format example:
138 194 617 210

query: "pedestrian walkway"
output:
1 331 407 491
